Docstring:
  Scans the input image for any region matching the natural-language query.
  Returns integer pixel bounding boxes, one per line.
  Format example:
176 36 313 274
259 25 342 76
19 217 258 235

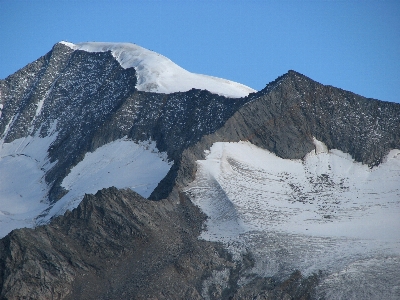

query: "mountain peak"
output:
59 41 256 98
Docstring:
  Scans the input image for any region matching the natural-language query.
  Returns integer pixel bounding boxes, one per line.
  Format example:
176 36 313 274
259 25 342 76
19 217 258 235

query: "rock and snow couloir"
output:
61 41 256 98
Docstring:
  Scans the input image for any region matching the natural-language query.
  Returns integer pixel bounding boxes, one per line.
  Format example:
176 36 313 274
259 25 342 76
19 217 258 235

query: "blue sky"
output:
1 0 399 103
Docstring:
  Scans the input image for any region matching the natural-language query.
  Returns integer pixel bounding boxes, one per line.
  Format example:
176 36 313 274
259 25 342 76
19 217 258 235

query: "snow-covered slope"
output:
0 135 172 238
186 140 400 298
0 132 57 237
61 41 256 98
40 138 172 224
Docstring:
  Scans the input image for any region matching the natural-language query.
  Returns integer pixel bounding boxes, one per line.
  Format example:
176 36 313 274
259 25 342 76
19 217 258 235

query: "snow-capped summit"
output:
61 41 256 98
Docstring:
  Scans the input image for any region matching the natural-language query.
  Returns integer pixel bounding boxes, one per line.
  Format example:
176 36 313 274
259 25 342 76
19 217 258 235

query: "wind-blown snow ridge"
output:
60 41 256 98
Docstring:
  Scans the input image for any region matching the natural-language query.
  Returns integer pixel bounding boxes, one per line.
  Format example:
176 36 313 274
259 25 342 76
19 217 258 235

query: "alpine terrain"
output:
0 42 399 299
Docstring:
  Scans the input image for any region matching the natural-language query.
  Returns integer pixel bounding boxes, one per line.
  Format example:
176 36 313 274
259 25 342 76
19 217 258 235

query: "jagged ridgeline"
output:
0 42 399 299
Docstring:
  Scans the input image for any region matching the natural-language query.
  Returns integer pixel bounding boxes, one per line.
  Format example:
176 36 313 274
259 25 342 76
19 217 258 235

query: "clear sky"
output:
1 0 399 103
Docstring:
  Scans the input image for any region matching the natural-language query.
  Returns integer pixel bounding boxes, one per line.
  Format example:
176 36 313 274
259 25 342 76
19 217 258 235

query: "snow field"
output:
41 138 172 223
187 141 400 243
0 133 58 237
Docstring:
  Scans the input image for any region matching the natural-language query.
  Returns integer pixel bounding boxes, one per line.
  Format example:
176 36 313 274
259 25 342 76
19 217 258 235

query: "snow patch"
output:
38 138 172 223
60 41 256 98
313 137 328 154
0 130 58 237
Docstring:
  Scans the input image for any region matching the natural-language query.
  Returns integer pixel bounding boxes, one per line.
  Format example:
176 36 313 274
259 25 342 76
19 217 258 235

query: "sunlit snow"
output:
60 41 256 98
0 135 172 237
0 132 57 237
40 138 172 223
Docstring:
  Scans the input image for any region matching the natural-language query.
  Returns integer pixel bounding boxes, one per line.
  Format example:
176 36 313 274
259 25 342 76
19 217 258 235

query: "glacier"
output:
185 140 400 299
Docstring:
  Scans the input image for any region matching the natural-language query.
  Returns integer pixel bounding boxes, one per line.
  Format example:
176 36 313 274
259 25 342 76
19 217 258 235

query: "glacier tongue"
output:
60 41 256 98
186 140 400 298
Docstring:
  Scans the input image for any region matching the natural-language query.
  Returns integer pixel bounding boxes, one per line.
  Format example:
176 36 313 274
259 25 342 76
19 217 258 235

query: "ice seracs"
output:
60 41 256 98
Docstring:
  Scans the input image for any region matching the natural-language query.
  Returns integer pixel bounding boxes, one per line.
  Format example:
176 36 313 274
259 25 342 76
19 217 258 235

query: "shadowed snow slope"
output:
61 41 256 98
186 140 400 299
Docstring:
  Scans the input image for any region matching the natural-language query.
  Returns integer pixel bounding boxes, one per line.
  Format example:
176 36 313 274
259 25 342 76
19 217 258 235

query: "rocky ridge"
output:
174 70 400 194
0 43 251 203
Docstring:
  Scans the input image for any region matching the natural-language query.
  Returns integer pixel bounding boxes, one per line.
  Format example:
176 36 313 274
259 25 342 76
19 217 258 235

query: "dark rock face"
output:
0 187 207 299
0 43 138 201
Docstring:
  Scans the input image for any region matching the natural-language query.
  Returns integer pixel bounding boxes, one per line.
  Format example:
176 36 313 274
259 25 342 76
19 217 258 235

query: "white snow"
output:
185 140 400 295
0 131 58 237
0 134 172 237
187 141 400 245
38 138 172 224
60 41 256 98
